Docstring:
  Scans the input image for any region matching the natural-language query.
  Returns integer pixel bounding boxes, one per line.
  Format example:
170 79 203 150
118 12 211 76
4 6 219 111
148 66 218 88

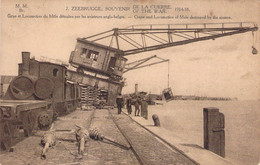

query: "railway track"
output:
107 109 144 165
87 108 198 165
0 108 199 165
109 109 199 165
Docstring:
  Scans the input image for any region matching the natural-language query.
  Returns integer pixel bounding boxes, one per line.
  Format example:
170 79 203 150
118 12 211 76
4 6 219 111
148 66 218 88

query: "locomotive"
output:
0 52 81 151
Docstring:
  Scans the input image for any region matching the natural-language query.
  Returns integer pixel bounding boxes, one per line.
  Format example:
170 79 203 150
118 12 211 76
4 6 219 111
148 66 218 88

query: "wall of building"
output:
0 75 16 97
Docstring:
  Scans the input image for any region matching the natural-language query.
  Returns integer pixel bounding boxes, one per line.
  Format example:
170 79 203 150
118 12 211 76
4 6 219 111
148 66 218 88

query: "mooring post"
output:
152 114 160 127
203 107 225 157
141 100 148 119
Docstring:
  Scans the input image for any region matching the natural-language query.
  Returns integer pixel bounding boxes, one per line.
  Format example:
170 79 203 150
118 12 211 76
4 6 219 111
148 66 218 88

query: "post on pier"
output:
203 107 225 157
152 114 160 127
141 100 148 120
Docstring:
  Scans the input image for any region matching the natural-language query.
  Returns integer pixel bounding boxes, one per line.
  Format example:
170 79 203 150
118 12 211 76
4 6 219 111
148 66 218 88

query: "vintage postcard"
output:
0 0 259 165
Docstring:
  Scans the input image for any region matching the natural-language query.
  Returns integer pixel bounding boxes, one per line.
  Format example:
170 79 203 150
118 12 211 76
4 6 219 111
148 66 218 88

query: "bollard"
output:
152 114 160 127
203 107 225 157
141 101 148 120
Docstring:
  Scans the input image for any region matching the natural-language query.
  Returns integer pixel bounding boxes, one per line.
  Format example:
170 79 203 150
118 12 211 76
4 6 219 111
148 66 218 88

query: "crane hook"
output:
252 46 258 55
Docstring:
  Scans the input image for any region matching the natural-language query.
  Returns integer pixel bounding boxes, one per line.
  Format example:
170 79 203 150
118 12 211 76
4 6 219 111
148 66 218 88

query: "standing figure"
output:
116 93 124 114
134 97 140 116
126 98 132 115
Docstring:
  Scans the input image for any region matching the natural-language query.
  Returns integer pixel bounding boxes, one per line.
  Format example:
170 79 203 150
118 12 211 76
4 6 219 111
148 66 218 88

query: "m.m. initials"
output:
15 4 28 8
15 4 27 12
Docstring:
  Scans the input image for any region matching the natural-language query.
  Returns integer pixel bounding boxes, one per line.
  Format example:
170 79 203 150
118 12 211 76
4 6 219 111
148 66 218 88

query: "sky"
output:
1 0 260 100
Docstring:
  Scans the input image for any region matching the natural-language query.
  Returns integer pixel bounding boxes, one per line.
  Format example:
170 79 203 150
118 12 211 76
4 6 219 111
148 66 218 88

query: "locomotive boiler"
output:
0 52 81 151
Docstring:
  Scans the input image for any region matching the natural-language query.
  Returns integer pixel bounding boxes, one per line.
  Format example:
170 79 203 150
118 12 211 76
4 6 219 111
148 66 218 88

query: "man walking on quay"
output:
126 98 132 115
116 93 124 114
135 97 141 116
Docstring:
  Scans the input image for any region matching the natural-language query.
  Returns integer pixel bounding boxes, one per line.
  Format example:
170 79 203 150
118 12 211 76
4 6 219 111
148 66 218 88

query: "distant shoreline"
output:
172 95 237 101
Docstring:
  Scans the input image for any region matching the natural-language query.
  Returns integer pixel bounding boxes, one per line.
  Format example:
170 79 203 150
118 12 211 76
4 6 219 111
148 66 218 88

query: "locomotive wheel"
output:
10 76 34 100
21 111 33 137
34 78 54 99
38 113 52 130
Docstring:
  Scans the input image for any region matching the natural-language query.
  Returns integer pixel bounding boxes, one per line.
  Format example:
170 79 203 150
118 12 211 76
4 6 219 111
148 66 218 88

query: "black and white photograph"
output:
0 0 259 165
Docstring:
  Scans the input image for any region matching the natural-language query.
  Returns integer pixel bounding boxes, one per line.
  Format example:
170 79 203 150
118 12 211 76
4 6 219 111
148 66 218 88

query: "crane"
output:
77 22 258 73
82 22 258 55
67 22 258 104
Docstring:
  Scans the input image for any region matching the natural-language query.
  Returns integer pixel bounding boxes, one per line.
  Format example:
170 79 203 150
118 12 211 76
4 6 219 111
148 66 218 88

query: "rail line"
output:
122 110 200 165
107 108 144 165
86 107 199 164
104 108 198 165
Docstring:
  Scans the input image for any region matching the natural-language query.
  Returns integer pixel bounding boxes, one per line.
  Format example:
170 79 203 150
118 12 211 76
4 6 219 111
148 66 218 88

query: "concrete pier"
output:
0 108 198 165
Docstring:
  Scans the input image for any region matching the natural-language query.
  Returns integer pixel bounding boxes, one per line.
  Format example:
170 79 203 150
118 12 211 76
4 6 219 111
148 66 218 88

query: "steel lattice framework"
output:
81 22 258 56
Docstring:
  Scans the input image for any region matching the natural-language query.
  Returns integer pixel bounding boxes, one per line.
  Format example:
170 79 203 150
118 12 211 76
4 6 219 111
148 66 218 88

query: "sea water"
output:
147 100 260 165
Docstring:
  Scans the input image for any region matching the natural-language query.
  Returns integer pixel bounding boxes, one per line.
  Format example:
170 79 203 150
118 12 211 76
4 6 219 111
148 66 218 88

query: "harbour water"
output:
147 100 260 165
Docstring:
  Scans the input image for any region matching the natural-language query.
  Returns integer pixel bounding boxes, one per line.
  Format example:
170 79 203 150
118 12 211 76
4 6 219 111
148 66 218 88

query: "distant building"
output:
148 94 162 101
0 75 16 97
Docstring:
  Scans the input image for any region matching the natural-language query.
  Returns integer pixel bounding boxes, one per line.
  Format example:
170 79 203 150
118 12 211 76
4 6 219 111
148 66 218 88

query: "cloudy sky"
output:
1 0 260 100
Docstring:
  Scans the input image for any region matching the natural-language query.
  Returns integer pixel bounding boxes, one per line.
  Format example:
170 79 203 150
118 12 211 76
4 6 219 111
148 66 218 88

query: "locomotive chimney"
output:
22 51 30 75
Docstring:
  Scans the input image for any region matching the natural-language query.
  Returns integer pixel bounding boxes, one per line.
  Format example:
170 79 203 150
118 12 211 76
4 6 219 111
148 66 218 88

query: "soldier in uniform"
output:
126 97 132 115
116 93 124 114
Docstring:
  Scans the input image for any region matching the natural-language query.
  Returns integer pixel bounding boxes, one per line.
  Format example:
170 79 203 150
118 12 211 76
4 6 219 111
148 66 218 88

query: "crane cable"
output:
167 60 170 88
155 56 170 88
252 31 258 55
252 31 255 47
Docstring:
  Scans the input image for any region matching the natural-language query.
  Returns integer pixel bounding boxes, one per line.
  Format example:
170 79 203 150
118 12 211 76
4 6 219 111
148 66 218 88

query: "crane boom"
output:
81 22 258 56
124 55 169 73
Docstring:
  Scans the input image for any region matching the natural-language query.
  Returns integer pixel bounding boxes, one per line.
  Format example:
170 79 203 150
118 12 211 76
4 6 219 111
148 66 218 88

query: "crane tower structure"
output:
67 22 258 105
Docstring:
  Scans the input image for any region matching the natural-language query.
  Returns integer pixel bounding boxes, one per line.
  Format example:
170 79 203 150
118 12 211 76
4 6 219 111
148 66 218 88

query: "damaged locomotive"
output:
0 52 81 151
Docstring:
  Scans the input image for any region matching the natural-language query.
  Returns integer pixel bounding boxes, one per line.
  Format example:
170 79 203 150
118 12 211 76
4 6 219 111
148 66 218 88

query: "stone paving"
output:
121 107 234 165
0 108 197 165
109 109 197 165
82 109 139 165
0 110 94 165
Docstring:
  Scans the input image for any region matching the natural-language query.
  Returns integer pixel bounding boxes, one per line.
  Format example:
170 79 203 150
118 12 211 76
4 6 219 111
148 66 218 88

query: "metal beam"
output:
123 55 157 73
80 23 257 57
125 55 157 66
82 29 113 40
123 27 258 56
125 60 169 72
